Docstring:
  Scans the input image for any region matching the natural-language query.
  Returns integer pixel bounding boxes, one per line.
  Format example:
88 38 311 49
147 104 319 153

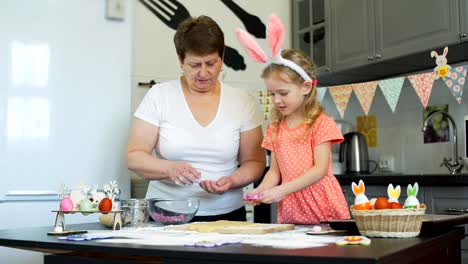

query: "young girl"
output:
236 15 350 224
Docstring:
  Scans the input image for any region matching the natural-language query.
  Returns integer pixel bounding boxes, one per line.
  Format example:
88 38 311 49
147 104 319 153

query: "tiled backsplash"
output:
321 73 468 174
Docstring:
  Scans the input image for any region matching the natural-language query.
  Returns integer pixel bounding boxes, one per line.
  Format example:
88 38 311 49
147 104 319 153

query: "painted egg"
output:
79 199 93 215
99 198 113 213
60 197 74 212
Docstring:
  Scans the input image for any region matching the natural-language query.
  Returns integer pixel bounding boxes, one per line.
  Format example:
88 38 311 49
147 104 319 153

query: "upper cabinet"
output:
330 0 460 72
462 0 468 42
292 0 332 75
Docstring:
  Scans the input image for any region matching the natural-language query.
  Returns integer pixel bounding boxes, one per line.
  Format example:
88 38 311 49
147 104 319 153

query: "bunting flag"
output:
353 81 378 115
329 85 353 118
378 77 405 112
317 87 327 102
407 72 435 108
443 65 467 104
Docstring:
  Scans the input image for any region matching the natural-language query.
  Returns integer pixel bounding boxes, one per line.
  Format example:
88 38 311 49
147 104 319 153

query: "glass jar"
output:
120 199 149 227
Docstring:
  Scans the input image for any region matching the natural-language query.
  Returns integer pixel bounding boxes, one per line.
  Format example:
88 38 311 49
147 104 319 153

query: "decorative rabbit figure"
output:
431 46 451 80
90 184 106 209
387 184 401 204
404 183 420 208
351 180 371 210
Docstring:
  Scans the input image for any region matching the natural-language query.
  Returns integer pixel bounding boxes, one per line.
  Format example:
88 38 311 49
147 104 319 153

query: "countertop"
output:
335 173 468 186
0 223 464 264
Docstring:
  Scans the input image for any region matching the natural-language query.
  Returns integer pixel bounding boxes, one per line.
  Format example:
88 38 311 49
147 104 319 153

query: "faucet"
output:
422 110 464 174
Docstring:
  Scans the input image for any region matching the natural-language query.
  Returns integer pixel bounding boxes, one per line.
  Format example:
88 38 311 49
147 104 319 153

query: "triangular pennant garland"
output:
407 72 435 108
317 87 327 102
443 65 467 104
378 77 405 112
352 81 378 115
329 85 353 118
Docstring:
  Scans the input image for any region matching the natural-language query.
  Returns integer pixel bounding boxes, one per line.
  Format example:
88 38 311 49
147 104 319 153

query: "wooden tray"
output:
166 220 295 234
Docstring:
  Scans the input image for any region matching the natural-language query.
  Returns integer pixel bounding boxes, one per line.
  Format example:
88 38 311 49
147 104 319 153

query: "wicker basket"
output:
350 204 426 238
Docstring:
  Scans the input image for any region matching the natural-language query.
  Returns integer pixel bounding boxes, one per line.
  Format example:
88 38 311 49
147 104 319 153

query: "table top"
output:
0 223 464 264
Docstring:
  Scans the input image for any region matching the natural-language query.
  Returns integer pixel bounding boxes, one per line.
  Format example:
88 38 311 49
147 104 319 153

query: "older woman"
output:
126 16 265 221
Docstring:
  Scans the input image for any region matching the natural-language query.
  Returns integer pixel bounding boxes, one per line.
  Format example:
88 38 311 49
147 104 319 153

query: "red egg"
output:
99 198 113 213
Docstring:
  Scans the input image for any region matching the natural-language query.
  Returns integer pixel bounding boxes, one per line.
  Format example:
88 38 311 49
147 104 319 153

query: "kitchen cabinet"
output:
292 0 332 75
462 0 468 42
330 0 460 72
424 186 468 262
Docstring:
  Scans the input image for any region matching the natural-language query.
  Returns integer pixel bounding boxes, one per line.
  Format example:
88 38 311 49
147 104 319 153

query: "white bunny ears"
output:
235 14 314 83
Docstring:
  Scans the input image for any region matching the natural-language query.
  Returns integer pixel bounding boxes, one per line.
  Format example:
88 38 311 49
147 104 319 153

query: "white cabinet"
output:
330 0 460 72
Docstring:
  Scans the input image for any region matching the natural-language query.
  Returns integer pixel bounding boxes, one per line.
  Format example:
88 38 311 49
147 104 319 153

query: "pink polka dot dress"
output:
262 113 350 224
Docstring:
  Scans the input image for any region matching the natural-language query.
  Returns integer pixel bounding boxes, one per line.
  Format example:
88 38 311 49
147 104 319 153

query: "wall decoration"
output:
357 115 377 147
258 90 273 121
430 46 451 80
407 72 435 109
324 61 465 117
220 0 266 38
422 104 449 144
139 0 269 71
444 65 467 104
353 81 378 115
378 77 404 113
317 87 327 102
329 85 353 118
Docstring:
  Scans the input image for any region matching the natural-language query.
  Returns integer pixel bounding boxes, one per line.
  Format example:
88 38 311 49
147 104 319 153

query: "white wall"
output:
322 68 468 174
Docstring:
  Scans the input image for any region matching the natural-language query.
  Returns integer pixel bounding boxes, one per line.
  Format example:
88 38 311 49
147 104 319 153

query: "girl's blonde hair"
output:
261 49 323 141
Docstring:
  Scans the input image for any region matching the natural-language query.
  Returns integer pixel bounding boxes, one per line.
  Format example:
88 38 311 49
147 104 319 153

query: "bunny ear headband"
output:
235 14 315 84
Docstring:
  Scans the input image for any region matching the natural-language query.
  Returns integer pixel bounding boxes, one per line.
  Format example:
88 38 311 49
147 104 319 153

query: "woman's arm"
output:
126 118 200 185
259 141 331 204
199 125 266 194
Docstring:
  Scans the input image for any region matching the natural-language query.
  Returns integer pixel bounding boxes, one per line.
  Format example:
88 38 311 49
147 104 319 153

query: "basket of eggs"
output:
350 180 426 238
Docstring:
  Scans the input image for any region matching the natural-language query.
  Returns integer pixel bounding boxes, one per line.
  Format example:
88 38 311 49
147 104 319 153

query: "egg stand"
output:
53 210 123 231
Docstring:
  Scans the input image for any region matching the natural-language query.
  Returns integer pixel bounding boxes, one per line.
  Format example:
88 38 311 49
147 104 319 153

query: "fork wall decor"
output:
139 0 266 72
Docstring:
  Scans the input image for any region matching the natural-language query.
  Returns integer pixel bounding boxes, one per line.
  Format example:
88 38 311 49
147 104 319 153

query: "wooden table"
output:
0 223 464 264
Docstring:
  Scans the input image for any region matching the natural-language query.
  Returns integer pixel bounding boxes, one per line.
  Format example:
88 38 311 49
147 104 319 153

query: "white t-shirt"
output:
134 79 263 215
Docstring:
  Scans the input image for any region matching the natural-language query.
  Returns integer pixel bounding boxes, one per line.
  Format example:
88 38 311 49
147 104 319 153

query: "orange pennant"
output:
353 81 378 115
407 72 435 108
329 85 353 118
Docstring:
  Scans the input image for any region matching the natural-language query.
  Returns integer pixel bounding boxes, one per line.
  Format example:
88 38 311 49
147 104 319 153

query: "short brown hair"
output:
174 16 224 61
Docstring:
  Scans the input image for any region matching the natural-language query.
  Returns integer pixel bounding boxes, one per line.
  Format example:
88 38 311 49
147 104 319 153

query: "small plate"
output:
322 219 358 232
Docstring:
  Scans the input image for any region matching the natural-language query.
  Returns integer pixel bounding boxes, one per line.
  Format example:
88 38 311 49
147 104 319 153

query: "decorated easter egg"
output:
60 197 74 212
99 198 113 213
79 199 93 214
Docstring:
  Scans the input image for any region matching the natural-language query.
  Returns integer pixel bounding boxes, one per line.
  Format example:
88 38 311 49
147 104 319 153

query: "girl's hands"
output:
199 176 234 195
257 186 286 204
243 188 263 206
168 162 201 186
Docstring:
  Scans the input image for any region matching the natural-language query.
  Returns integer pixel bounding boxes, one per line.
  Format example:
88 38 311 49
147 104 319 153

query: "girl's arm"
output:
244 151 280 205
259 141 331 204
255 151 281 191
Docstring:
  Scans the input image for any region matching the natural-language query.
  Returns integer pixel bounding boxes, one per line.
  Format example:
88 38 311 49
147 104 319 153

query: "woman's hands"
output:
168 161 201 186
199 176 234 195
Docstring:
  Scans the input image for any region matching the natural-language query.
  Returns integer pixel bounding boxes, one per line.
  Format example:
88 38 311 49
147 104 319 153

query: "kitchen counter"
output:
0 223 464 264
335 173 468 186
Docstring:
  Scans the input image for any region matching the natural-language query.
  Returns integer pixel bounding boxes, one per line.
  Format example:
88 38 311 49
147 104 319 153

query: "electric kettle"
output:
339 132 371 173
